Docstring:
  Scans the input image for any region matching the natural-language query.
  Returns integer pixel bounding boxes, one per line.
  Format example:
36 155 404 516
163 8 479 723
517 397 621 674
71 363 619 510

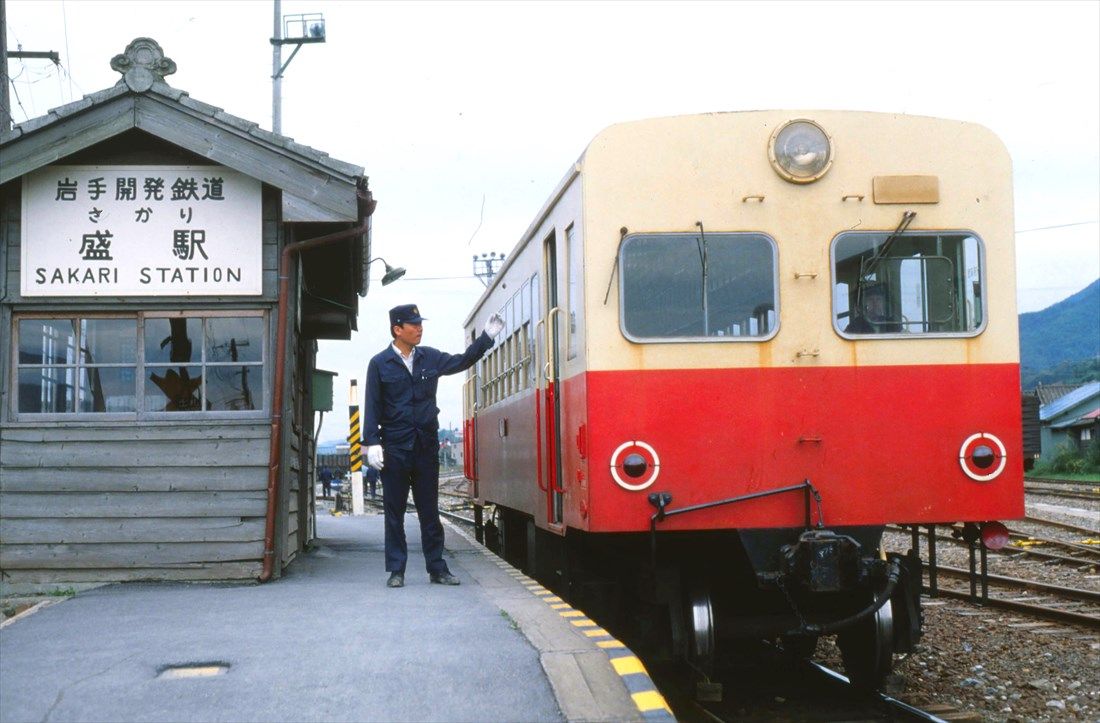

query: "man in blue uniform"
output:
364 304 503 588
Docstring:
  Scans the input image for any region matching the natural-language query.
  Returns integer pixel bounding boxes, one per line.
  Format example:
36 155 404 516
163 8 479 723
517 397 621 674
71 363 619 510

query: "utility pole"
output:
271 0 282 135
0 0 61 131
270 1 325 135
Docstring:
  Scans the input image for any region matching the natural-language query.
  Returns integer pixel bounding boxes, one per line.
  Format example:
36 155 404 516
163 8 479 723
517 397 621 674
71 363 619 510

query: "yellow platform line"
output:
632 690 672 714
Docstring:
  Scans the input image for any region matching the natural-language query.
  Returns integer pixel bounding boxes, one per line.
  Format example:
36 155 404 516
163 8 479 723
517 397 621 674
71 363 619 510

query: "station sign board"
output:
21 165 262 296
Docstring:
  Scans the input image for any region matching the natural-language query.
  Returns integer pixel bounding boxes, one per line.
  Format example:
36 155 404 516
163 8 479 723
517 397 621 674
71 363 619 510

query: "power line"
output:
1017 220 1099 234
400 275 481 282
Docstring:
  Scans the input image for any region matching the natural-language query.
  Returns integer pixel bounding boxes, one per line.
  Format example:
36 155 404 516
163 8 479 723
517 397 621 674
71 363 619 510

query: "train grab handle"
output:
646 480 826 569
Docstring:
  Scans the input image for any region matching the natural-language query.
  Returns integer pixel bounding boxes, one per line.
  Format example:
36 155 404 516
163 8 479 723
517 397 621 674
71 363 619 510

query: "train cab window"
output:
619 233 778 341
832 231 985 337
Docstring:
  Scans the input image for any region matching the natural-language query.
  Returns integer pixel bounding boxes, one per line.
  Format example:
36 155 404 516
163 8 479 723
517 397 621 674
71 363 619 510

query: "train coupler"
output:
780 529 876 593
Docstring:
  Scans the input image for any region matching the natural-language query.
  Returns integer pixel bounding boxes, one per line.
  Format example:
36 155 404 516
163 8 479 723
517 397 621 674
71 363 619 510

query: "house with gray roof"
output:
1038 381 1100 464
0 38 374 592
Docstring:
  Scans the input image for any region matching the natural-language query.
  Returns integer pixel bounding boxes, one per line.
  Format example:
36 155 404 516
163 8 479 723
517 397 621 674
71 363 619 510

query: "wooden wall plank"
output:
0 562 262 585
1 541 265 568
0 517 264 544
0 492 267 518
1 438 268 468
1 467 266 492
2 425 269 443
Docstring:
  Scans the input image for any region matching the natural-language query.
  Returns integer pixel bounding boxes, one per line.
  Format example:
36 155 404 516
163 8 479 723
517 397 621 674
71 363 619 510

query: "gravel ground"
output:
819 599 1100 721
843 494 1100 721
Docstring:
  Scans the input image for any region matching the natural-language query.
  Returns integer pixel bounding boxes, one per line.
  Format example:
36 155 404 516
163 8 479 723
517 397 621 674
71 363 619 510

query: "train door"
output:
537 231 565 527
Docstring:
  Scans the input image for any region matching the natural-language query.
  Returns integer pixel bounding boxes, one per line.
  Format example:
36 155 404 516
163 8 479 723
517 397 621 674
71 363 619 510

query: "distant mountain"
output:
1019 279 1100 390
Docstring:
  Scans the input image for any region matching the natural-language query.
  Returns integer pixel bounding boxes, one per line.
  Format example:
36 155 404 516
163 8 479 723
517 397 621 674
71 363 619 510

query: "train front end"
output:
577 111 1022 685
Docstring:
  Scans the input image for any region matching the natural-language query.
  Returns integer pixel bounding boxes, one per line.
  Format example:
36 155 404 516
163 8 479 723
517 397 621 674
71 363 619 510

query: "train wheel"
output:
687 585 716 666
837 598 894 689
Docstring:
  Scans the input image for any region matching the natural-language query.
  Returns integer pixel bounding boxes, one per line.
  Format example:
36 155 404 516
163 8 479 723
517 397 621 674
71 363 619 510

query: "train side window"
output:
832 231 985 337
619 232 778 342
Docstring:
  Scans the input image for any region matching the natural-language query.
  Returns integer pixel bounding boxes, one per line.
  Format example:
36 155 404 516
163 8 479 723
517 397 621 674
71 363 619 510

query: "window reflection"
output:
206 317 263 363
18 367 76 413
144 318 198 364
81 319 136 364
79 367 137 412
146 366 203 412
207 365 261 411
19 319 77 365
621 233 777 339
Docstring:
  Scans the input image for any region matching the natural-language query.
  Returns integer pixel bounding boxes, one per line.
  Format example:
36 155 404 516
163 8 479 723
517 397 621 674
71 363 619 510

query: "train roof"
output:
463 109 1008 327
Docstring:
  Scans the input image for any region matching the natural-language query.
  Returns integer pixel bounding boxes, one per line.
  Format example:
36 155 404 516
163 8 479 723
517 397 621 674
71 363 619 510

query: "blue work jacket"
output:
364 332 493 451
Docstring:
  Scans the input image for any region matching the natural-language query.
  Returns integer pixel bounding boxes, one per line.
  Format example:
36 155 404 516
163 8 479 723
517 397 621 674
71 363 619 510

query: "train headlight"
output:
610 440 660 491
959 432 1007 482
769 119 833 183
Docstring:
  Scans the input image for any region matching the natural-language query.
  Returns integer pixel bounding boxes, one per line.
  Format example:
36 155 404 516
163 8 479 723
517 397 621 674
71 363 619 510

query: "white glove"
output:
484 313 504 337
367 445 384 471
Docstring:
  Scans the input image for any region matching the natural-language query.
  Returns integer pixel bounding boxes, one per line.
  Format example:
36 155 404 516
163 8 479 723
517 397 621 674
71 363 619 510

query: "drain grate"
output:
157 663 230 680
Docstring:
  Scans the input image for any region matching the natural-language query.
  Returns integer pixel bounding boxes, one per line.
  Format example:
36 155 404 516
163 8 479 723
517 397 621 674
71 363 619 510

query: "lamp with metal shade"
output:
368 257 406 285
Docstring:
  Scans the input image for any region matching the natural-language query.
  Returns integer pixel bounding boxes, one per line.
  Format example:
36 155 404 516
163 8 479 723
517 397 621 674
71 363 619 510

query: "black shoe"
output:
430 571 460 585
387 572 404 588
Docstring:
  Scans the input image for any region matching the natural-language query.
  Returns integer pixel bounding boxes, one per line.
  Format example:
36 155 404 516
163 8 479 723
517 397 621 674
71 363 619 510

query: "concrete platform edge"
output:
444 520 675 723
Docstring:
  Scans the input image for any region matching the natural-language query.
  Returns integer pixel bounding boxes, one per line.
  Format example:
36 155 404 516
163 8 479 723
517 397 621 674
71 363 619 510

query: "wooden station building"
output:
0 38 373 592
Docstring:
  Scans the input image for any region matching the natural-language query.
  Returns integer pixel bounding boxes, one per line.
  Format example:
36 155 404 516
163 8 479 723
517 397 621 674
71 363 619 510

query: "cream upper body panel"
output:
578 110 1017 372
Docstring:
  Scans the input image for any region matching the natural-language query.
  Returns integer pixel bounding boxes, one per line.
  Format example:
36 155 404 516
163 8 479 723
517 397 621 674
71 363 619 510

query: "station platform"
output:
0 509 672 722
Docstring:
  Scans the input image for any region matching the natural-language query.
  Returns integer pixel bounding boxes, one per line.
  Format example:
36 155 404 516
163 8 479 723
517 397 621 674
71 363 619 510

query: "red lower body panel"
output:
581 364 1024 532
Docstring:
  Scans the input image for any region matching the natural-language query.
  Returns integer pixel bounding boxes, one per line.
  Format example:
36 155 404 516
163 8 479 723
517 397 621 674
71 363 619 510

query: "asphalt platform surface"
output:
0 510 648 722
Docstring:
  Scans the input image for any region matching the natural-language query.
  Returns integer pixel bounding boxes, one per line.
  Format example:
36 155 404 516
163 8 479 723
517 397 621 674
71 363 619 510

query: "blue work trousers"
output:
381 438 448 575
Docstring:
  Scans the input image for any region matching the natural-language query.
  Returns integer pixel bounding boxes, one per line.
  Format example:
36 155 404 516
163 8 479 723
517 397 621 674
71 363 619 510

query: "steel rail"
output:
439 509 475 527
804 660 949 722
1024 485 1100 502
931 586 1100 629
932 565 1100 603
1023 515 1100 536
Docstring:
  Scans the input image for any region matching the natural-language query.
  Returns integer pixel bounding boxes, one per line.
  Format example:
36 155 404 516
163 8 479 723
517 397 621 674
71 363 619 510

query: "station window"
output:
832 231 984 336
14 312 266 417
619 233 778 341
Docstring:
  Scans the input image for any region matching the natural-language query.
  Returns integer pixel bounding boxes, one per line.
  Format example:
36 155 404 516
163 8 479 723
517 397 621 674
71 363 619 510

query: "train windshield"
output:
620 232 777 341
832 231 985 336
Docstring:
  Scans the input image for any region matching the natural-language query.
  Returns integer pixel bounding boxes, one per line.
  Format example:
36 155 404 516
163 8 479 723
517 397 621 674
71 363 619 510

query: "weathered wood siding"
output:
0 423 269 589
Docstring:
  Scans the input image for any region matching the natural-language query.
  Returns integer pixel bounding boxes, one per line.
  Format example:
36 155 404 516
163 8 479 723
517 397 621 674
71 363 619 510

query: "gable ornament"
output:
111 38 177 92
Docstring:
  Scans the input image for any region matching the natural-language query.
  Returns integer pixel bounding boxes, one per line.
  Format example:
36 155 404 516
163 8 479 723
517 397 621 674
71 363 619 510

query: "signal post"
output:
348 380 365 515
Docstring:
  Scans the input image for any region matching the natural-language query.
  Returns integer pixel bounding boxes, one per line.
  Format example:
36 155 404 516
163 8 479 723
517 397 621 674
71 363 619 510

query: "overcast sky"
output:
7 0 1099 445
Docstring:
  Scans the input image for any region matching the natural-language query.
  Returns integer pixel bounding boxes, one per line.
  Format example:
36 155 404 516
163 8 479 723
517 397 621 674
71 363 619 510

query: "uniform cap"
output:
389 304 426 326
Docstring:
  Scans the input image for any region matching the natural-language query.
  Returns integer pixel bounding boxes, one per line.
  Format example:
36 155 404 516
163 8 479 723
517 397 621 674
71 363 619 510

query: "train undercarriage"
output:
478 505 924 691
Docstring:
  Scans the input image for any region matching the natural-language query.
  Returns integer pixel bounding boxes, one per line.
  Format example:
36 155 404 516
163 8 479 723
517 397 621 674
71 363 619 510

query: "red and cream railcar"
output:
462 111 1022 687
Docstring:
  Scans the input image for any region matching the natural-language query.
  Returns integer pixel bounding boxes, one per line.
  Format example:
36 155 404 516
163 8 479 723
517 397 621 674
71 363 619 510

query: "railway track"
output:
887 524 1100 569
929 566 1100 629
648 644 951 722
1024 481 1100 503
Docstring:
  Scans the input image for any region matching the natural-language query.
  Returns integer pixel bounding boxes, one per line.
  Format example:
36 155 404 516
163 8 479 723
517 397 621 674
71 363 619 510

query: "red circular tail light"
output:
980 521 1010 550
610 440 661 491
958 433 1007 482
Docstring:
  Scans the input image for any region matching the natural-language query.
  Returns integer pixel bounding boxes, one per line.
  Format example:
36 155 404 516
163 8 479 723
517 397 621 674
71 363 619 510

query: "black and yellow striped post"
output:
347 379 364 514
